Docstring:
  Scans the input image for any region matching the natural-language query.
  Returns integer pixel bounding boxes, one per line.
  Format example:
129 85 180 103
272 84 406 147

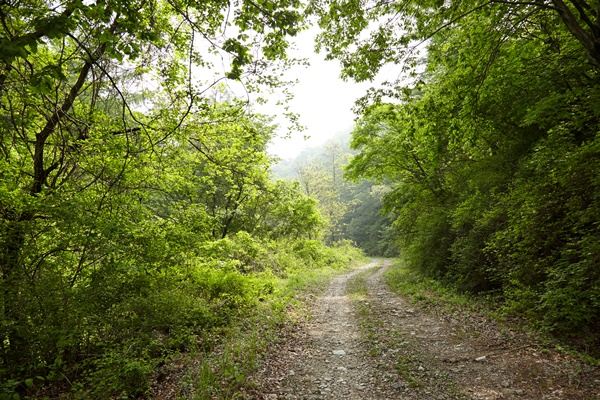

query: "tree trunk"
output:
552 0 600 68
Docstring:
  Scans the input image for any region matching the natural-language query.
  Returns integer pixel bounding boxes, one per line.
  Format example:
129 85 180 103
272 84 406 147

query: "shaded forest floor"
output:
248 260 600 399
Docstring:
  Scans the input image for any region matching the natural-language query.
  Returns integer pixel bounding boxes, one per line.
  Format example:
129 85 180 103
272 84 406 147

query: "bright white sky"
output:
261 28 376 160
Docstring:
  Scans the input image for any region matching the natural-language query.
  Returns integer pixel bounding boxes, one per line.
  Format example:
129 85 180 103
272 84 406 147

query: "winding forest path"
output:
250 260 600 400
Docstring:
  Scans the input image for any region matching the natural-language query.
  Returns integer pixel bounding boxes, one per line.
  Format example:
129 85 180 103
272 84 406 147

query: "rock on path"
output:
254 260 406 399
251 260 600 400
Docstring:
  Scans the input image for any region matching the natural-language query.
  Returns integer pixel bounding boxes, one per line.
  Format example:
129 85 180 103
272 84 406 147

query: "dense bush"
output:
0 97 361 397
1 227 364 399
342 2 600 351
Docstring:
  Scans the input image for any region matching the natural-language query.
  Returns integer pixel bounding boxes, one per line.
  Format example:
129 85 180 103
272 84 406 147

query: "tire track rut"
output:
251 260 600 400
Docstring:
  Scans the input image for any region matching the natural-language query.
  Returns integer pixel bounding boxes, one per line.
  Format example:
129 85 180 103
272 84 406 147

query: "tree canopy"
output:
314 0 600 348
0 0 345 396
314 0 600 82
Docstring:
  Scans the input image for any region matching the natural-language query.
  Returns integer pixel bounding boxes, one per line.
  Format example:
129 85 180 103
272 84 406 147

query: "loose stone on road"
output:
251 260 600 400
256 260 391 399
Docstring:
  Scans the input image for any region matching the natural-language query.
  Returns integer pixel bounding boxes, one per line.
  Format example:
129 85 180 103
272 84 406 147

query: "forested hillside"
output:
271 133 398 256
315 0 600 351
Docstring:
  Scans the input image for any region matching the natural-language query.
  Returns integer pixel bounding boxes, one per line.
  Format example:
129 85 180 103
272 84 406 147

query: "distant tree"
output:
273 133 396 252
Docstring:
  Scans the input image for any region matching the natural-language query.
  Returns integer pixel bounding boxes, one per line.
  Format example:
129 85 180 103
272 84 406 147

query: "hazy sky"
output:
263 28 375 160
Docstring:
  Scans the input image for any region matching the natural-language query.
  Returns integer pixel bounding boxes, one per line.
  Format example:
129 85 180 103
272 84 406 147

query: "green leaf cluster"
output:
0 0 366 397
332 0 600 351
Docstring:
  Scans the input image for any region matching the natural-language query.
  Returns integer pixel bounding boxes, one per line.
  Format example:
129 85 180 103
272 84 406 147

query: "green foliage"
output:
0 1 369 395
341 182 399 256
0 210 361 398
271 132 397 255
186 245 366 400
313 0 600 83
384 259 472 310
330 0 600 354
0 89 361 396
0 0 375 398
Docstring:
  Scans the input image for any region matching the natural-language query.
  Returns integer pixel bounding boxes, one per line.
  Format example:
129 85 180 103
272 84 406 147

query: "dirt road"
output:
252 260 600 400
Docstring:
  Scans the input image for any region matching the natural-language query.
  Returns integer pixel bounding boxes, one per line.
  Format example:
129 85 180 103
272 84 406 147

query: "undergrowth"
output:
10 238 367 399
174 242 369 399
